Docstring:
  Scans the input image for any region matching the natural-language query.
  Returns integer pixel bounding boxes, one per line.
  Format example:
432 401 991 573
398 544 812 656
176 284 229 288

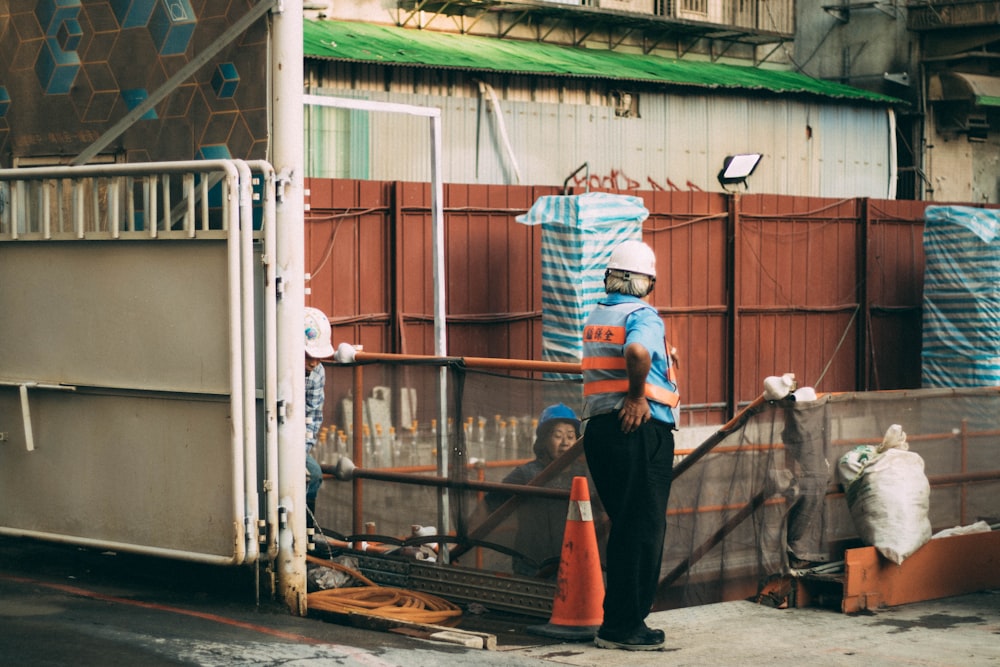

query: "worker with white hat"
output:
581 239 679 651
304 306 335 529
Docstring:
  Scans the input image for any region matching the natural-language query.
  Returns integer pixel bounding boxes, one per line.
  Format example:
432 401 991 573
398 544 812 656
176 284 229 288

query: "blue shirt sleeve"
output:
625 305 666 361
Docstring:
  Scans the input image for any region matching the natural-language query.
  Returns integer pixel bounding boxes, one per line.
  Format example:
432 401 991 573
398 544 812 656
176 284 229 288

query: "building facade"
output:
793 0 1000 202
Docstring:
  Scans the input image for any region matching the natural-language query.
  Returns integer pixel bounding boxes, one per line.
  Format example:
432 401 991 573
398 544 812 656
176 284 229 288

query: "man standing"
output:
582 240 679 651
304 306 335 529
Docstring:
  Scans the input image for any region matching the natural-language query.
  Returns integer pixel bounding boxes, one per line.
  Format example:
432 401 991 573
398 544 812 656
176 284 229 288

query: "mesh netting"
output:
314 360 1000 610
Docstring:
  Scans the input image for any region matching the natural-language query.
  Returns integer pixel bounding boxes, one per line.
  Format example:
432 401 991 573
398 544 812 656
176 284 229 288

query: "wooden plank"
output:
310 608 498 650
842 529 1000 613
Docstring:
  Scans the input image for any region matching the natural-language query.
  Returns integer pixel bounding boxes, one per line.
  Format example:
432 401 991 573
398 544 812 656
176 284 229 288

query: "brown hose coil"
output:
306 555 463 627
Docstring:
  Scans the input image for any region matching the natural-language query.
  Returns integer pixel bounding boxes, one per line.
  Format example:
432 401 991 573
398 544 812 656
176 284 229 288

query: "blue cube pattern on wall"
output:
122 89 158 120
3 0 268 163
149 0 196 56
36 37 81 95
109 0 158 29
57 18 83 52
197 145 233 208
211 63 239 99
35 0 81 36
34 0 82 94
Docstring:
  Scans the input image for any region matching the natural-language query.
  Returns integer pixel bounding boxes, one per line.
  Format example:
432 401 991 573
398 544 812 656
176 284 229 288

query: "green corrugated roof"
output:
304 19 902 105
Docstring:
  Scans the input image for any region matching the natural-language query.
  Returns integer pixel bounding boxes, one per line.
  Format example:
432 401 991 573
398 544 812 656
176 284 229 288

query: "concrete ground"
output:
1 535 997 666
506 594 1000 666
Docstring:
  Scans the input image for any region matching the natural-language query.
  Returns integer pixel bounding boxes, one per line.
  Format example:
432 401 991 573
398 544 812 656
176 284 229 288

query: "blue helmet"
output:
536 403 580 437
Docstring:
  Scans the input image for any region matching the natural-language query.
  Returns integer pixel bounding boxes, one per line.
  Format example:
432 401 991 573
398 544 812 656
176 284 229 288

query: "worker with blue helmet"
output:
485 403 588 578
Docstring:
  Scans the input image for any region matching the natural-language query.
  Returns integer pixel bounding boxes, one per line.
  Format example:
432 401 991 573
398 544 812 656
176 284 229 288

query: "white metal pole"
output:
430 113 451 559
272 0 308 615
299 94 451 558
236 160 259 566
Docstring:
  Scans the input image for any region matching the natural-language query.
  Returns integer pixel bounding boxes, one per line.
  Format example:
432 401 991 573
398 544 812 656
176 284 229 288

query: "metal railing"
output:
0 160 249 240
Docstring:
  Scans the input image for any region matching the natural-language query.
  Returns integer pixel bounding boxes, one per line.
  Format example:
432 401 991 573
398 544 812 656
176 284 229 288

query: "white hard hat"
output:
304 307 335 358
607 240 656 278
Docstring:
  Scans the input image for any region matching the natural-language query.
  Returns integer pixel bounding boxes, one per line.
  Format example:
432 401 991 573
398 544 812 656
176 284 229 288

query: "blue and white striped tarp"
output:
921 205 1000 388
517 193 648 376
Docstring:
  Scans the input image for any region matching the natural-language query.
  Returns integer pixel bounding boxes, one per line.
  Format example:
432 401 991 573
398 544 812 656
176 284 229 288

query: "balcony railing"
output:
907 0 1000 30
397 0 795 41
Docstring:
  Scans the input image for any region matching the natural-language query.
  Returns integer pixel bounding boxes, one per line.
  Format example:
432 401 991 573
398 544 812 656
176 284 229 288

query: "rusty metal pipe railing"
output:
448 439 586 561
336 353 582 538
332 355 1000 593
672 393 767 479
323 465 571 500
927 470 1000 487
350 350 581 375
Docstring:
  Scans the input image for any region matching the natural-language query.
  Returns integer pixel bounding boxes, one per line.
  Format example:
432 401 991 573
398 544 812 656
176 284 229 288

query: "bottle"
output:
373 423 384 468
389 426 399 467
429 419 438 462
477 417 487 461
316 427 328 464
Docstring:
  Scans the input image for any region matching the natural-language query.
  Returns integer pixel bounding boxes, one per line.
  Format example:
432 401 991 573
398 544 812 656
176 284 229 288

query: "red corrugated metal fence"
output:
305 179 931 424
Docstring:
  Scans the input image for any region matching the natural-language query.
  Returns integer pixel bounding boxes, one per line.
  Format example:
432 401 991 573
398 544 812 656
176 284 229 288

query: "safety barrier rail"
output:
320 353 1000 608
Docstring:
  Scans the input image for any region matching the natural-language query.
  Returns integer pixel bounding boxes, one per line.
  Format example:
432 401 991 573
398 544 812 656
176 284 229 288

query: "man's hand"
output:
618 395 650 433
619 342 652 433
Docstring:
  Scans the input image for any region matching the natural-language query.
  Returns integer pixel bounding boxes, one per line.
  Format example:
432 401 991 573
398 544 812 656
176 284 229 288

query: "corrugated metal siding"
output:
643 189 732 425
735 196 863 400
305 180 931 423
305 179 394 352
865 199 930 389
305 87 892 198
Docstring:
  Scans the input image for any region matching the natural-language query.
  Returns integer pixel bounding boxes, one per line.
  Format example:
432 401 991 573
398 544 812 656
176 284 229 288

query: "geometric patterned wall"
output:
0 0 268 166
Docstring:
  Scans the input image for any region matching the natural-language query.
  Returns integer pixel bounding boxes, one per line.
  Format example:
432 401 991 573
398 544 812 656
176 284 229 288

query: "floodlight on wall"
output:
717 153 763 191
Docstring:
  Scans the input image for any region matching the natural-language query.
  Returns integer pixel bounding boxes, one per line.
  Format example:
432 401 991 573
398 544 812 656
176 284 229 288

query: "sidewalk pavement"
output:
502 591 1000 666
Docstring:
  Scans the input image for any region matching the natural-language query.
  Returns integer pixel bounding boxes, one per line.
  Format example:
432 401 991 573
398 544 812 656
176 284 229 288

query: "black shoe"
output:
594 626 665 651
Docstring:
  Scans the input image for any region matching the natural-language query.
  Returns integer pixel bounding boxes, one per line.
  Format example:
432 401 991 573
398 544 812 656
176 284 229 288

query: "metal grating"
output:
353 552 557 618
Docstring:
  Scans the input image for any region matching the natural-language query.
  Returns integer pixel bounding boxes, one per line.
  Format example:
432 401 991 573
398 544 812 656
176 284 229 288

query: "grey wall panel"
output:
0 389 237 558
0 233 245 564
0 242 231 394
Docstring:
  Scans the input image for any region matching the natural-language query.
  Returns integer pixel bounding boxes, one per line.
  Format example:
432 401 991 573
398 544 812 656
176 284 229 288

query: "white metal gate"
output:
0 160 279 567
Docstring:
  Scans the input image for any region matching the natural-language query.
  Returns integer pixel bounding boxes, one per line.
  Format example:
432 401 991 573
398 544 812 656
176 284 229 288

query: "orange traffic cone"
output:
527 475 605 641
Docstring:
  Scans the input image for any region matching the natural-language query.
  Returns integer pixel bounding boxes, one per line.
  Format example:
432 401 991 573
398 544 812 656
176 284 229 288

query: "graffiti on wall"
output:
568 168 707 192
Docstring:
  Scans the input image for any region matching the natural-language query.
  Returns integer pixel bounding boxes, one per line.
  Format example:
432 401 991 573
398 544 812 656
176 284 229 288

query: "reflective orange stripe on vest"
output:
583 378 680 408
581 357 626 370
584 357 679 383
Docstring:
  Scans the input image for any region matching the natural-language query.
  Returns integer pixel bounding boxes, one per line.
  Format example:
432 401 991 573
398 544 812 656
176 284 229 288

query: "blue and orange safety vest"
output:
582 299 679 424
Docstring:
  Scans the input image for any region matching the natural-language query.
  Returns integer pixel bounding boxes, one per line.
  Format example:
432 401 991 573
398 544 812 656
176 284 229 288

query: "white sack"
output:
837 425 932 564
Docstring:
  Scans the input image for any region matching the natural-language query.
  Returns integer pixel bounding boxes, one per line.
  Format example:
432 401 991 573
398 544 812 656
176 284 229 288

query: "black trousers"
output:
584 412 675 635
